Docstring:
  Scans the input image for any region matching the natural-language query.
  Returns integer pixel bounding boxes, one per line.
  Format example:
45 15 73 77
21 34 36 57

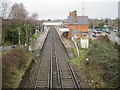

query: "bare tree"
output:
28 12 39 26
9 3 28 24
1 2 9 19
30 12 38 21
1 2 11 44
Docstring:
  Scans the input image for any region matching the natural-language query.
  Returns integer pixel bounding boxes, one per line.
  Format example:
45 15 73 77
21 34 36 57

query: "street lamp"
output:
24 24 29 51
17 28 21 48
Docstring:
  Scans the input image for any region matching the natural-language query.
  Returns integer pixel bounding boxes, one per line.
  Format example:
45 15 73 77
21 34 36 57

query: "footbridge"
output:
43 21 62 26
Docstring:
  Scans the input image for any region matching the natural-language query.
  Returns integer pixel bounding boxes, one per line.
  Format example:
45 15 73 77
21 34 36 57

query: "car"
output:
97 30 102 34
12 45 17 48
88 29 93 32
106 31 111 34
92 34 98 38
114 29 118 32
93 30 98 34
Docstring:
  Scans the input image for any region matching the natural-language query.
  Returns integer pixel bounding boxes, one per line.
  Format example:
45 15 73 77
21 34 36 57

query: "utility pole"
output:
18 28 21 48
82 0 85 16
29 28 32 51
26 25 28 48
24 24 29 51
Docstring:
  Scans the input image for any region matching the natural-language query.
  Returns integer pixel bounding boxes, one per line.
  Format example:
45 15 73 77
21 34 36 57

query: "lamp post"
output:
17 28 21 48
24 24 29 51
29 28 32 51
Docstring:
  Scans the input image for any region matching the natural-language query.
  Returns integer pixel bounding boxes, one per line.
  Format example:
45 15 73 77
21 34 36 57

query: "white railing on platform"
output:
72 37 80 57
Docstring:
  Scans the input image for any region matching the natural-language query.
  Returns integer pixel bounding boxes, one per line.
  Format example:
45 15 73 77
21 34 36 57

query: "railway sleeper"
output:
62 75 72 79
63 84 75 88
63 81 74 84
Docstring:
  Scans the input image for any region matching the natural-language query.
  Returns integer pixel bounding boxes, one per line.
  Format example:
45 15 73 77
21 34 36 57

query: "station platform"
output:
55 26 75 48
55 26 75 59
32 27 50 51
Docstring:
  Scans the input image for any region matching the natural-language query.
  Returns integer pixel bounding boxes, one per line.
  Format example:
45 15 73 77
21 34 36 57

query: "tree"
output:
1 2 11 44
29 12 38 26
5 28 19 44
2 2 39 45
105 18 108 25
1 2 10 19
9 3 28 24
30 12 38 21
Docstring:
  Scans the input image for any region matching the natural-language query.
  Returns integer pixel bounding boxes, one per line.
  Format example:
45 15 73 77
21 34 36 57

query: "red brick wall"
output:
68 25 89 32
68 33 82 39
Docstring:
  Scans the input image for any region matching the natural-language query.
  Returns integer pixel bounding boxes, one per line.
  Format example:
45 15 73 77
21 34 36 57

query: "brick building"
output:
68 11 89 39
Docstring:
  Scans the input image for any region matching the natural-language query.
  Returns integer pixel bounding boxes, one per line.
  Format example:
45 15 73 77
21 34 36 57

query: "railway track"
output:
35 26 81 89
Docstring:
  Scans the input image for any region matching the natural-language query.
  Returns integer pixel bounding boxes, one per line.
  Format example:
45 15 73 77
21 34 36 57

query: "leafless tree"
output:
28 12 39 26
30 12 38 20
9 3 28 24
1 2 9 19
1 2 11 44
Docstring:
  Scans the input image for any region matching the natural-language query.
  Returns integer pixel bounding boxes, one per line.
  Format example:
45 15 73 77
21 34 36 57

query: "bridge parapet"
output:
43 22 62 26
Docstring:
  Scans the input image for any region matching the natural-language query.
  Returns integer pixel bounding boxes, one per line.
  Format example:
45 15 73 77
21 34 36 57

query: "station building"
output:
68 11 89 39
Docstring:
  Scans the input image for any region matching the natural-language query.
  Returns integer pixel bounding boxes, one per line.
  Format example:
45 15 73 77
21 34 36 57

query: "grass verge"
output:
2 49 35 88
71 39 119 88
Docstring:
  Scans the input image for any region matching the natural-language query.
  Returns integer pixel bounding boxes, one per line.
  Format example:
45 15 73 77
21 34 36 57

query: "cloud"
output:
3 0 119 19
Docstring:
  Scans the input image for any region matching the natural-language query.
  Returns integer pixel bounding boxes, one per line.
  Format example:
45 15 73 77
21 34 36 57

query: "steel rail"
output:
49 29 53 89
54 26 82 90
53 29 64 89
35 30 51 89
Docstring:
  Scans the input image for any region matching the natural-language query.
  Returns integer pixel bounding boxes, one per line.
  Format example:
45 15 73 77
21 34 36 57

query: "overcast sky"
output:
1 0 120 20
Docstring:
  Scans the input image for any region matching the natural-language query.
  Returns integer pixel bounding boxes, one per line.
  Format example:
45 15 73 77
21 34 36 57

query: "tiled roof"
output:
69 30 81 34
68 16 89 25
69 30 89 34
68 16 74 24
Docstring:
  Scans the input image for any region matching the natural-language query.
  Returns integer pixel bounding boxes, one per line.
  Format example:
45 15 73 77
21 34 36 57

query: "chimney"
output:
73 10 77 23
69 10 77 23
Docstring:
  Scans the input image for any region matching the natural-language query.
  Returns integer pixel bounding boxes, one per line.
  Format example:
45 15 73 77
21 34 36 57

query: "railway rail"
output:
35 26 81 90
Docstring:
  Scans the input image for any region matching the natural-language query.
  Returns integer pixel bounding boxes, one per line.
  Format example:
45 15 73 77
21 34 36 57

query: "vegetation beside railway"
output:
2 49 35 88
71 38 119 88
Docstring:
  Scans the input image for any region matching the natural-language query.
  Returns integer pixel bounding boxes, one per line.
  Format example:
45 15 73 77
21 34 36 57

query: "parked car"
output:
88 29 93 32
93 30 98 34
92 35 98 38
97 30 102 34
106 31 111 34
12 45 17 48
114 29 118 32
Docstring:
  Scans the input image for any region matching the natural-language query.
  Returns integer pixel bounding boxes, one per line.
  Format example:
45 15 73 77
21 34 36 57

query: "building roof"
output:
68 16 89 25
69 30 88 34
69 30 81 34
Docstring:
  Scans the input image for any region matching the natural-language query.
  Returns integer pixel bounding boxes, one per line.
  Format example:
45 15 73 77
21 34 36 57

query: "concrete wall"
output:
80 38 89 48
43 22 62 26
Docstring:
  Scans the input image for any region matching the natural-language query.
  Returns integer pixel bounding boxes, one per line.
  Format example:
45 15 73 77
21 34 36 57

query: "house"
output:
68 11 89 39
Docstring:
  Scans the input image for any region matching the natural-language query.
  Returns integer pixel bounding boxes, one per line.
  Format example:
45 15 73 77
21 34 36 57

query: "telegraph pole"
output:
82 0 85 16
24 24 29 51
18 28 21 48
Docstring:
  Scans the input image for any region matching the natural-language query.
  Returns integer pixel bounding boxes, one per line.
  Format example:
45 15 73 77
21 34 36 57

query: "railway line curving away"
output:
35 26 82 89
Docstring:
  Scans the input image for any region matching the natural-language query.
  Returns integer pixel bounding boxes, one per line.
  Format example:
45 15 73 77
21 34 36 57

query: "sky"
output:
1 0 120 20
